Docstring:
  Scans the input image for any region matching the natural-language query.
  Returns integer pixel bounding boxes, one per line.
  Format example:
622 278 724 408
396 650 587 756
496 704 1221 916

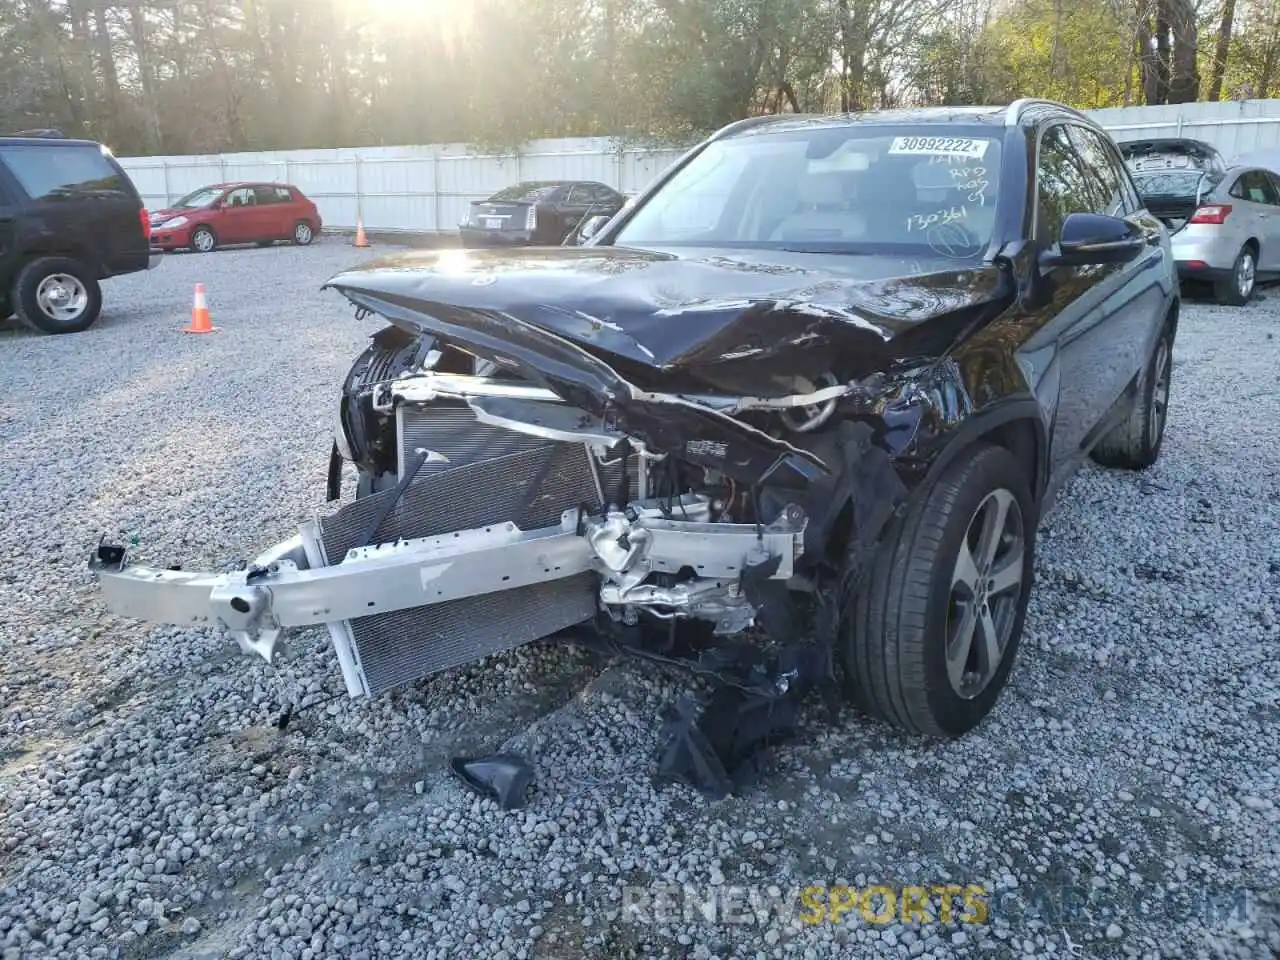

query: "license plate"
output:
484 217 504 229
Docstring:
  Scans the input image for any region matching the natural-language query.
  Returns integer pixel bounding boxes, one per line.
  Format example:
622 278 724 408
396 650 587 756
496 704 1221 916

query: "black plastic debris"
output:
655 684 805 800
448 754 535 810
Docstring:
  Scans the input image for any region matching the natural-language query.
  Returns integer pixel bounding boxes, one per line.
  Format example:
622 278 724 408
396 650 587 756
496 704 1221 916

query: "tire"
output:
11 256 103 335
1214 244 1256 305
190 225 218 253
1090 324 1173 470
292 220 315 246
840 443 1036 737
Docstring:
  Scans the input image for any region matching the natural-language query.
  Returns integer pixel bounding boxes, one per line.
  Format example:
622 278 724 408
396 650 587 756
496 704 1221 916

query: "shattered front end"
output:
89 246 1004 793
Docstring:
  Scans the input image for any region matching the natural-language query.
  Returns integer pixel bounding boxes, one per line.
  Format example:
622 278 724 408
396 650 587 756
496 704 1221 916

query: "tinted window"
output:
1067 126 1130 216
253 185 287 205
0 143 132 201
613 126 1002 256
490 181 561 202
1035 125 1097 243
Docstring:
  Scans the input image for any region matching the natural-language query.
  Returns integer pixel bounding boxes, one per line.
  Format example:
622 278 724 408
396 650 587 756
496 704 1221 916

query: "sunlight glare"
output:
356 0 475 43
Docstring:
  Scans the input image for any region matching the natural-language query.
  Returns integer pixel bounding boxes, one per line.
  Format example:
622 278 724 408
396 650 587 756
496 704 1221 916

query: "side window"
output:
1267 172 1280 204
275 186 294 202
0 144 132 201
225 187 254 207
1066 126 1128 217
1035 125 1096 243
252 185 282 205
1234 171 1279 205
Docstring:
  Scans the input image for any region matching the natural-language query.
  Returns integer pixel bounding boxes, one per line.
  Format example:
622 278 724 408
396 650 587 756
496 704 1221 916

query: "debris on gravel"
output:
1 246 1277 959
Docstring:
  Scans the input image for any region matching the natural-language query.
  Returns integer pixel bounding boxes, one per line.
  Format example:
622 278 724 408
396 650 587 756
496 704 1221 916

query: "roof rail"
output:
706 114 792 143
1004 99 1091 126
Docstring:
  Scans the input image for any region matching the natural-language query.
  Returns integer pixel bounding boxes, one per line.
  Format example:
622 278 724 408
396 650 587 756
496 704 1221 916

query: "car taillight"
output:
525 206 537 231
140 208 152 241
1189 204 1232 225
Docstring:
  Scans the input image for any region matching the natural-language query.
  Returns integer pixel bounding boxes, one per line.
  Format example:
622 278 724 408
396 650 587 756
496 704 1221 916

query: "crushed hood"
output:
322 246 1010 489
323 246 1008 383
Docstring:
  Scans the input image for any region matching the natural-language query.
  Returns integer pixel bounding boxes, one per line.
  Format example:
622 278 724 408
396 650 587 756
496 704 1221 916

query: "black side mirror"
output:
1040 212 1147 268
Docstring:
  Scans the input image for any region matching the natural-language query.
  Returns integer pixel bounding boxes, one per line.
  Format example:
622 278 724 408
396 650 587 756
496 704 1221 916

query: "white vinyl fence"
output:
117 100 1280 236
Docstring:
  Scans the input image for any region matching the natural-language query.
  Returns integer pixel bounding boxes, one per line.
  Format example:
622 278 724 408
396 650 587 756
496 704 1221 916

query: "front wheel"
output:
190 225 218 254
1214 244 1256 305
12 257 103 334
840 443 1036 737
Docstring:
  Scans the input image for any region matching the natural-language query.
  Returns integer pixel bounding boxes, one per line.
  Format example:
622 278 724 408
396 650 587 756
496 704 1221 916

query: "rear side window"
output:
1229 171 1280 205
253 185 291 205
0 144 133 201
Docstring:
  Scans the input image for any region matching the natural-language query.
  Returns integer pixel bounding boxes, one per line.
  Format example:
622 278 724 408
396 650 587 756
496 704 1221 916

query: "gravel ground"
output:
1 239 1277 960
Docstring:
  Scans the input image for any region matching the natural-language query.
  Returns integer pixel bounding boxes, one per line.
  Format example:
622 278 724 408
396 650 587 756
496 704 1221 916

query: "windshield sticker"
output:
907 205 969 232
889 136 989 159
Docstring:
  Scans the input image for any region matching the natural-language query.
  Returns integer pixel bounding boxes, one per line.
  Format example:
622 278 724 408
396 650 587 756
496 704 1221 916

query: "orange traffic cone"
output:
183 283 217 334
353 220 370 248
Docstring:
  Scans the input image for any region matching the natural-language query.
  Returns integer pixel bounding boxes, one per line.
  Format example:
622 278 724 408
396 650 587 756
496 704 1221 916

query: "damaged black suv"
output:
93 100 1177 762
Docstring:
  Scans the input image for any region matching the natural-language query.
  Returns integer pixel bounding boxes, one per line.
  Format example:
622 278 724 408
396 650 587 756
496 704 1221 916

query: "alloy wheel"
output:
1151 338 1171 442
1238 250 1256 300
295 222 313 244
35 273 88 323
194 229 215 252
946 488 1025 699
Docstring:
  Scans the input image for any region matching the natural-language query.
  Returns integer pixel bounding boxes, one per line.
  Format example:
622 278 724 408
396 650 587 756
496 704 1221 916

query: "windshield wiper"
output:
777 246 872 255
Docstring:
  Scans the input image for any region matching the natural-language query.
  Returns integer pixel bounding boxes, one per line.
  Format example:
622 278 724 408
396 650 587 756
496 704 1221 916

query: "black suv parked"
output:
0 134 158 334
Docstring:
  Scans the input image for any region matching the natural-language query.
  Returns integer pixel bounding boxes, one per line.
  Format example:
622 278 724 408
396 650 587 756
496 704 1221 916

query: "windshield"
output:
174 187 224 209
489 182 560 202
613 125 1002 258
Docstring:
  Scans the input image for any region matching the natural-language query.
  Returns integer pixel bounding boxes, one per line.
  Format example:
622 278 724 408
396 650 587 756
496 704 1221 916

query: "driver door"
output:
217 186 257 243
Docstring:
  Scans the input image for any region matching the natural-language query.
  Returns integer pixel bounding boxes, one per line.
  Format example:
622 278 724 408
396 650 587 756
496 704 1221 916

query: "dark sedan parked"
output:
458 180 626 247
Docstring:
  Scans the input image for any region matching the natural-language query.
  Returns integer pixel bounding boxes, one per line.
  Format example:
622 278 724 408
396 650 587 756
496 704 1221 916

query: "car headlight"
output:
161 216 189 228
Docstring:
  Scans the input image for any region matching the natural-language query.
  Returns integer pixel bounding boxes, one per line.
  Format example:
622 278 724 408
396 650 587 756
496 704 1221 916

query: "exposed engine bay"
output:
331 324 856 656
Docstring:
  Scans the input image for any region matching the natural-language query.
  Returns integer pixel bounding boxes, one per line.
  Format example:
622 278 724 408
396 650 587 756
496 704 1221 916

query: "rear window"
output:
0 144 134 201
489 182 561 202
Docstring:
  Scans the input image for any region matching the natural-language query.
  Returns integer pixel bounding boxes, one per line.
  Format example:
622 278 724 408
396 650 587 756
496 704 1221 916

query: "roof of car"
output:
0 136 108 148
716 100 1094 140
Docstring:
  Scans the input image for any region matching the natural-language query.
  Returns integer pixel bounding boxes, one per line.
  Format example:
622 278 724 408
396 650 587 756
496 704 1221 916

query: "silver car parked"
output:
1120 137 1280 306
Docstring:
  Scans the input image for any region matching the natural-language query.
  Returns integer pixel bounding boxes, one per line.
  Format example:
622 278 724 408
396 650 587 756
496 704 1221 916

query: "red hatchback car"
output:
149 181 322 253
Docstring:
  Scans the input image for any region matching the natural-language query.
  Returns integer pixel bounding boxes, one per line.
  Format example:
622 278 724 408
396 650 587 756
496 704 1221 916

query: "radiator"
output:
315 402 626 697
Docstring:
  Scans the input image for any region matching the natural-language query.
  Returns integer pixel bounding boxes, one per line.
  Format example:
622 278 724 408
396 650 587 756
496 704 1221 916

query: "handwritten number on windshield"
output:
907 205 968 232
946 166 989 204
